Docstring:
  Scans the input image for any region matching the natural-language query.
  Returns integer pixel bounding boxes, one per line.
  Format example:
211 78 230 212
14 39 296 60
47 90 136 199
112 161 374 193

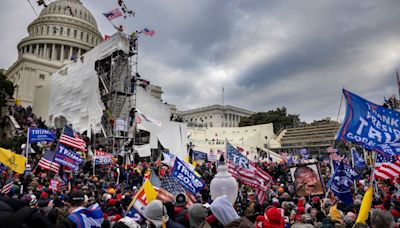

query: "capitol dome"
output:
16 0 102 62
39 0 98 28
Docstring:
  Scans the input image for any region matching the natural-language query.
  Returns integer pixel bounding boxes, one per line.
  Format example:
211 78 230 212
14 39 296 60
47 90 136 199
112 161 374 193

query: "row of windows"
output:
32 25 99 46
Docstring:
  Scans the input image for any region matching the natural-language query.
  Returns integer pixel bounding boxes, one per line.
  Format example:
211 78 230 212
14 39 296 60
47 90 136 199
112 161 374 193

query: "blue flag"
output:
351 148 366 169
28 128 55 143
172 157 205 195
336 89 400 156
193 150 208 161
227 142 250 169
299 148 309 160
68 203 103 228
54 144 83 170
329 162 359 206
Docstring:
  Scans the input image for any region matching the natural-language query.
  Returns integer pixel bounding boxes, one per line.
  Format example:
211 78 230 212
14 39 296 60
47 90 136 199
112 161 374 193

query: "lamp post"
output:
210 155 238 205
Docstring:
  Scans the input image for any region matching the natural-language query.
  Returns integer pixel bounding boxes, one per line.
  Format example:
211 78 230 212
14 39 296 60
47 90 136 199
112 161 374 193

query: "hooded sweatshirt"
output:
188 204 208 228
210 195 240 226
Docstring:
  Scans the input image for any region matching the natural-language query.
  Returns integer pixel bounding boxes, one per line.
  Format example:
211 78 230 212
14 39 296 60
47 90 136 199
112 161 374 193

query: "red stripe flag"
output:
102 9 123 21
226 142 273 203
38 150 60 173
1 175 13 194
59 126 86 151
374 153 400 180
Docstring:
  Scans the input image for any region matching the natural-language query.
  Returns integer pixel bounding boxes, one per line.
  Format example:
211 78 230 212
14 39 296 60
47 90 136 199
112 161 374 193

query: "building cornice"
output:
18 36 94 50
6 55 66 77
178 104 255 116
28 15 101 37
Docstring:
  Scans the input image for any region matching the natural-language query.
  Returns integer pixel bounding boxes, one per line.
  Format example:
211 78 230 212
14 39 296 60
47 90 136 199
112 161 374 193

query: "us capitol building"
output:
6 0 102 119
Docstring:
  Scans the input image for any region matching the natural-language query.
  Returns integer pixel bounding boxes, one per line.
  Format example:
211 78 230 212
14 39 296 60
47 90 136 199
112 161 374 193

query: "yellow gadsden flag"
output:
355 186 373 224
143 179 157 203
0 148 27 174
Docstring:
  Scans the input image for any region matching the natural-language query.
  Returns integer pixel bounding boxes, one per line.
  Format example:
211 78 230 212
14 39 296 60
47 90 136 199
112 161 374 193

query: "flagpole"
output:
336 90 344 122
25 128 31 165
92 146 96 176
350 145 357 194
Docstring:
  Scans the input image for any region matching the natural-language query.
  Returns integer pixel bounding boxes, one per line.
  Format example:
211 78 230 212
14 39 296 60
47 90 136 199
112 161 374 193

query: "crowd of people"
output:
0 152 399 228
0 105 400 228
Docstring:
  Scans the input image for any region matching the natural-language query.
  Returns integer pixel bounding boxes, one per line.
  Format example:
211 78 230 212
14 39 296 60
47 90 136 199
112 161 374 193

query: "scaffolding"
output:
94 35 139 155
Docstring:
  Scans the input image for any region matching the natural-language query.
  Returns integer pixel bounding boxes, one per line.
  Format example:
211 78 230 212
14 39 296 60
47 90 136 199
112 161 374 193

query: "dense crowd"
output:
0 106 399 228
0 154 399 228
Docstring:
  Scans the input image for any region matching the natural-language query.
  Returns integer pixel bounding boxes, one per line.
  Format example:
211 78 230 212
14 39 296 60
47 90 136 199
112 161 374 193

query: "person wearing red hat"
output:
264 206 285 228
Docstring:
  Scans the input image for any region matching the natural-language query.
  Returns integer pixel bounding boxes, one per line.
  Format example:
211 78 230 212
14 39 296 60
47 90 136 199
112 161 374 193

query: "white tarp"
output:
133 144 151 157
157 122 188 160
48 33 130 133
135 87 187 160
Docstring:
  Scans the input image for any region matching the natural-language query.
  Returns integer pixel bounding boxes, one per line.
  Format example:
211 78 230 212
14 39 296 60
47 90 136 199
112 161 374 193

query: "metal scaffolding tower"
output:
94 35 139 155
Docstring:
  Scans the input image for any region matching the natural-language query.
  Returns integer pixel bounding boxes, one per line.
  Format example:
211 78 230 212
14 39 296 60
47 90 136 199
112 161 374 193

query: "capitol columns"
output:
43 44 47 59
51 43 56 60
60 44 64 60
68 46 73 60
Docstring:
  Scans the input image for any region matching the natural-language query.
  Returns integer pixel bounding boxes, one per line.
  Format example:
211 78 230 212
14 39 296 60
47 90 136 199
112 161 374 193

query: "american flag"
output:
59 126 86 151
226 142 273 203
161 175 185 196
102 9 123 21
1 175 13 194
38 150 60 173
374 153 400 180
142 28 155 36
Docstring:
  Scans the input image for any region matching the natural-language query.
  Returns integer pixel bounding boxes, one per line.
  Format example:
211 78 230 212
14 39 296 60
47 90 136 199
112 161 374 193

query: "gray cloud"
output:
1 0 400 123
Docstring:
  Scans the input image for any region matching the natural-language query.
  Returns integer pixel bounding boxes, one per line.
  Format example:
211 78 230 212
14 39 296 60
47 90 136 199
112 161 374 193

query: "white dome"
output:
16 0 102 64
39 0 98 28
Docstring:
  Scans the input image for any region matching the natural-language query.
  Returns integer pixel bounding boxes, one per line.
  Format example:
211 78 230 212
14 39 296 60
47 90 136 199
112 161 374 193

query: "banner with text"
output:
172 157 205 195
54 144 83 170
95 150 113 165
336 89 400 156
28 128 56 143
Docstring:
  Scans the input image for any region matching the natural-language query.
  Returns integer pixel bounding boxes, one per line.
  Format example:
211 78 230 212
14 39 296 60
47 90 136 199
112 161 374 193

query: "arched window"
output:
41 26 44 35
67 28 70 36
60 27 63 35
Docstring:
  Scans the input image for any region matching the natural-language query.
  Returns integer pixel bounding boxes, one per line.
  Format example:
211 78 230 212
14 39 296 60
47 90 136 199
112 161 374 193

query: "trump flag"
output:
336 89 400 156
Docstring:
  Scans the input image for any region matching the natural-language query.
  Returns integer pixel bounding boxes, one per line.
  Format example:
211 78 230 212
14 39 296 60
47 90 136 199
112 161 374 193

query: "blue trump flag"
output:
172 157 205 195
336 89 400 155
328 162 359 206
54 144 83 170
28 128 55 143
227 142 250 169
351 147 366 169
193 150 208 161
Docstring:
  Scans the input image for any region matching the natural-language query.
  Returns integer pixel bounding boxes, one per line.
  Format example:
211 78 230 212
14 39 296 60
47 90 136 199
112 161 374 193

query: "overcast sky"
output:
1 0 399 122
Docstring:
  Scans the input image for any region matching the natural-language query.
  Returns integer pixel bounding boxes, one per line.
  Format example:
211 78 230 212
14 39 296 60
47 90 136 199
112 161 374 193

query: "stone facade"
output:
6 0 102 119
177 105 254 128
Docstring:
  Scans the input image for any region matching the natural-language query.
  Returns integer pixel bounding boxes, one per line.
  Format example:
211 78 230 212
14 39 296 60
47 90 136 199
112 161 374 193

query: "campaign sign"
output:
48 179 60 192
95 150 113 165
28 128 56 143
193 150 208 161
54 144 83 170
336 90 400 156
172 158 205 195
